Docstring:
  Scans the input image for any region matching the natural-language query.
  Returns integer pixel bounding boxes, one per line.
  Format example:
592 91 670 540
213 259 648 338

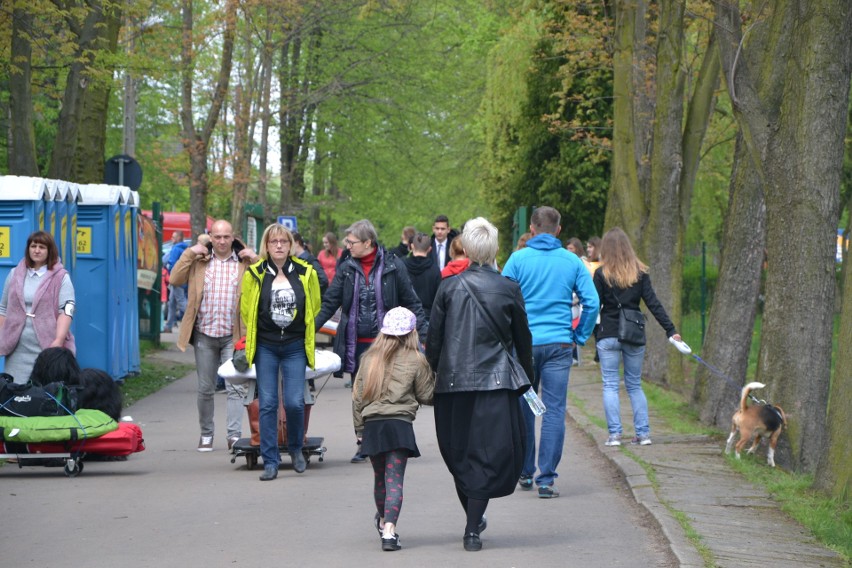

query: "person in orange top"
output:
318 232 342 283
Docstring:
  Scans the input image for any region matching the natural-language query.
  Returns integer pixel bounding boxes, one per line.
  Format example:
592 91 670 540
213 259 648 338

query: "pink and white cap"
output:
380 307 417 336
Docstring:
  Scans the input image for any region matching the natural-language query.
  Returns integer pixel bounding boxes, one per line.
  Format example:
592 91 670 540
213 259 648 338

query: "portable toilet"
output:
43 179 59 251
75 184 124 380
0 175 49 373
66 182 80 276
52 180 74 274
126 190 141 374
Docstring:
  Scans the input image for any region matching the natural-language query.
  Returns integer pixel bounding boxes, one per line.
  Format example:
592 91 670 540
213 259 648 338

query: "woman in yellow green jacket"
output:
240 224 321 481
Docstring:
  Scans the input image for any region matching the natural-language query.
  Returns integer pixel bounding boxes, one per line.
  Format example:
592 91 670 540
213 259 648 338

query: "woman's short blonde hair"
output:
461 217 498 265
258 224 294 257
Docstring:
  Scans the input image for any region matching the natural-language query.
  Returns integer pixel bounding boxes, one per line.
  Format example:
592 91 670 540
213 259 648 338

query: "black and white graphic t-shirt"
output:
269 278 297 329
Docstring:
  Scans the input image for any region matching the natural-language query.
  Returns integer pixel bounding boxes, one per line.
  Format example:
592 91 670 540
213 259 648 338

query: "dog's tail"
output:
740 381 765 413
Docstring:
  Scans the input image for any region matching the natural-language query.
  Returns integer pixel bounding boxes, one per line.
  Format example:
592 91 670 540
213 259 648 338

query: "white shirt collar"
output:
27 265 48 278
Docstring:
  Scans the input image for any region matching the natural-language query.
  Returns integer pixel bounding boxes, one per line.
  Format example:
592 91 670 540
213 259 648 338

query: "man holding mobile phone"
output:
171 220 257 452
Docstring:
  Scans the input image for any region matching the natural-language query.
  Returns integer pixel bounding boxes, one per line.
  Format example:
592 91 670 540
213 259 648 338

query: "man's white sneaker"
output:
605 434 622 446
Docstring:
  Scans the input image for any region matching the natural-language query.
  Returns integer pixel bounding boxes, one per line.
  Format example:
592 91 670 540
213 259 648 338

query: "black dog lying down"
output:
28 347 123 421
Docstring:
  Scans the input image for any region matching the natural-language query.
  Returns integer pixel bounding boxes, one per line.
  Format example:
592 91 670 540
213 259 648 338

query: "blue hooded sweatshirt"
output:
502 233 599 346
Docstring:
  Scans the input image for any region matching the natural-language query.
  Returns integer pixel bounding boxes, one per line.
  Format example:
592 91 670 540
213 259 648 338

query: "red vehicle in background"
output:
141 211 214 242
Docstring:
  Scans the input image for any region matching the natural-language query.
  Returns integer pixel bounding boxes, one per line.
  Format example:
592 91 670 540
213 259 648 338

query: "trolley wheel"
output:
64 460 83 478
303 450 311 465
245 453 258 470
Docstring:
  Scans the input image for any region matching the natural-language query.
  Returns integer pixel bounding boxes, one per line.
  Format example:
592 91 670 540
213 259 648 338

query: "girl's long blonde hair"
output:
599 227 648 289
358 330 425 402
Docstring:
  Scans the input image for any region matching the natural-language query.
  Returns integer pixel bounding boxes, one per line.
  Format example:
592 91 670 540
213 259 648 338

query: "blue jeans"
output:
597 337 649 437
520 343 573 487
255 341 307 466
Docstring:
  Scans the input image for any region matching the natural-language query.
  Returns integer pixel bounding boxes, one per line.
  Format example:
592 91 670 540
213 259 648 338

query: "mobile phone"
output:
206 241 213 254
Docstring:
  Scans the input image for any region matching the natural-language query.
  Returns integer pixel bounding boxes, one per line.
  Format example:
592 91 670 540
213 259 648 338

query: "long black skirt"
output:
434 389 526 500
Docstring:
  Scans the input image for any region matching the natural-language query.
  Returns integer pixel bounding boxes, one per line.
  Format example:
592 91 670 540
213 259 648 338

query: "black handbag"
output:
614 290 646 346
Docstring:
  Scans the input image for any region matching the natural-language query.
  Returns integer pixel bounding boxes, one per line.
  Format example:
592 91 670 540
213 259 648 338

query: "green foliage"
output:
478 2 610 253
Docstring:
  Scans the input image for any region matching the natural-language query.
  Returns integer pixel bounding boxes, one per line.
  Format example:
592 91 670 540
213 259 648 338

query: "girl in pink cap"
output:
352 306 434 551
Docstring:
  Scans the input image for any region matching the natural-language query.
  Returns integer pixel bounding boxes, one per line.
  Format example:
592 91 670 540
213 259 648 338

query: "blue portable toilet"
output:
0 175 49 374
43 179 58 252
66 183 80 277
75 184 124 380
52 180 75 275
124 190 141 374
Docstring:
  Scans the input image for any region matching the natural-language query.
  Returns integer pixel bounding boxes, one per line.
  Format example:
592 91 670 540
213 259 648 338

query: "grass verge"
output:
647 383 851 562
120 340 194 408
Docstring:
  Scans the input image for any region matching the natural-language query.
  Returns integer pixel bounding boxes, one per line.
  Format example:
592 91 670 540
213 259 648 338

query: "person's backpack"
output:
0 374 78 417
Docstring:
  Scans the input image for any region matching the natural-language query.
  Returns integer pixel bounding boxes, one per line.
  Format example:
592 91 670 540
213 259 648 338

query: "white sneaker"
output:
605 434 622 446
197 436 214 452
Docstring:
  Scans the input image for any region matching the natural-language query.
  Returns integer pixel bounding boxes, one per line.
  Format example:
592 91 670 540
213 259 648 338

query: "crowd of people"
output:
0 209 680 554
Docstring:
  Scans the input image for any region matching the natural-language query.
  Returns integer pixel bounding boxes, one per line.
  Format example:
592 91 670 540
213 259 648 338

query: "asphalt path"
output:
1 357 676 567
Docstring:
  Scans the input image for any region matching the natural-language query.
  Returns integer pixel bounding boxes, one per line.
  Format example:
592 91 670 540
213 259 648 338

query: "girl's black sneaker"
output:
381 533 401 551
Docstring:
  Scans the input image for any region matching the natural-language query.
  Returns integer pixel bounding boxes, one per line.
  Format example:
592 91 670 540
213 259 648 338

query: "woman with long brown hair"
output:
593 227 681 447
0 231 75 383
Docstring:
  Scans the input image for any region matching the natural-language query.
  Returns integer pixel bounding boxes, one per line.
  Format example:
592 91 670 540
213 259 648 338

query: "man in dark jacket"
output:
430 215 457 271
402 232 441 323
314 219 428 462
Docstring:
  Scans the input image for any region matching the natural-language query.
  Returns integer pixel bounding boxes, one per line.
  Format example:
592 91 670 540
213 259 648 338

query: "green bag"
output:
0 409 118 443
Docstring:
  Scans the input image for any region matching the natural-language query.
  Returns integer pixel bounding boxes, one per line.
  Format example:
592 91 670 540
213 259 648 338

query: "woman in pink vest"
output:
0 231 76 383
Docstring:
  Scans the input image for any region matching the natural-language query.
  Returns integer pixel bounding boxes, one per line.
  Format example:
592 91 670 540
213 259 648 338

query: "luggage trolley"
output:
223 348 340 471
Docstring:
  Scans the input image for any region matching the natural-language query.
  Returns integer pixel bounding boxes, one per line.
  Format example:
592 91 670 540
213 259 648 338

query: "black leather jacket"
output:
426 264 533 394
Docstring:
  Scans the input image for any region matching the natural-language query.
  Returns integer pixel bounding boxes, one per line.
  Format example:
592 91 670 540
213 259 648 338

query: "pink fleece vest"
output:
0 259 75 356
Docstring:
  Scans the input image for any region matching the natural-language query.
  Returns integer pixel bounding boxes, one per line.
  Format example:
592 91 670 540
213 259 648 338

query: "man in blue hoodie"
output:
502 206 599 499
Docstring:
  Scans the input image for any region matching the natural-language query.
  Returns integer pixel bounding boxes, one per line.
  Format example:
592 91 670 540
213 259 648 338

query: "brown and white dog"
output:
724 382 787 467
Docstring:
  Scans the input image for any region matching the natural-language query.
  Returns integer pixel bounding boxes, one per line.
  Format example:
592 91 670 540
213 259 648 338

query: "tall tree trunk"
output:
8 7 39 176
609 1 719 386
279 33 303 214
73 3 122 183
716 0 852 472
692 133 766 425
48 1 105 181
257 11 275 219
179 0 238 236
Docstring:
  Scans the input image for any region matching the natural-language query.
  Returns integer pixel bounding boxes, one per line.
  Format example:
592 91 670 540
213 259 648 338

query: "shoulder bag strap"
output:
457 273 513 355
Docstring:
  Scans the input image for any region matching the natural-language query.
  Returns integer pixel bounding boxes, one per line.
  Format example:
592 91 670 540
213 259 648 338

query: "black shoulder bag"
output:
614 289 646 346
457 274 531 394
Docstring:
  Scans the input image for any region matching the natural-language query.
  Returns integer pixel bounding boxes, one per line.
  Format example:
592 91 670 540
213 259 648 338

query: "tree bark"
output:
180 0 238 236
716 0 852 472
8 7 39 176
73 3 122 183
692 133 765 426
47 0 105 181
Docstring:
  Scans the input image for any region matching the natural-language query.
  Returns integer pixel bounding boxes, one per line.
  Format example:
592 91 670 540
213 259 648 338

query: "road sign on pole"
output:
277 216 298 232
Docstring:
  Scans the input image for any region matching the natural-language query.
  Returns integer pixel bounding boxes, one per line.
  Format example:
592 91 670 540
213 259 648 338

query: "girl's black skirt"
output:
360 418 421 458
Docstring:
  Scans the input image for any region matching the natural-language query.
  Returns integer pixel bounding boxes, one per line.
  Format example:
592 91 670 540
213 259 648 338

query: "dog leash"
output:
669 338 766 406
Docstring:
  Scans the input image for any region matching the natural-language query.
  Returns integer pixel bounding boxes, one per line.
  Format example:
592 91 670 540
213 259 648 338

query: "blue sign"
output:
277 215 298 231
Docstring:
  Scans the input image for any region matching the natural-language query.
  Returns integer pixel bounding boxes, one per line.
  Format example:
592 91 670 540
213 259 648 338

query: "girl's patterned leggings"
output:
370 449 409 526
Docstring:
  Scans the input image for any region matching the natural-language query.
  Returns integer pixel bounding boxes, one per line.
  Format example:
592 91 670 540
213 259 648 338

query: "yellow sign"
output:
0 227 9 258
77 227 92 254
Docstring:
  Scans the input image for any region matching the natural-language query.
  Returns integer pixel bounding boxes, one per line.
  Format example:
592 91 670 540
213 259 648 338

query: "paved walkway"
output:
1 336 846 567
566 359 847 568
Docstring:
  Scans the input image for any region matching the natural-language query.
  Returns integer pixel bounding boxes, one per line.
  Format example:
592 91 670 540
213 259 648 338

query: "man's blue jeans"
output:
597 337 649 437
520 343 573 487
254 341 307 467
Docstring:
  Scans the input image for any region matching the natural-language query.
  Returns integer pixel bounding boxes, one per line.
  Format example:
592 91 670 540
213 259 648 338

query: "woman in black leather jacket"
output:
425 217 533 552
